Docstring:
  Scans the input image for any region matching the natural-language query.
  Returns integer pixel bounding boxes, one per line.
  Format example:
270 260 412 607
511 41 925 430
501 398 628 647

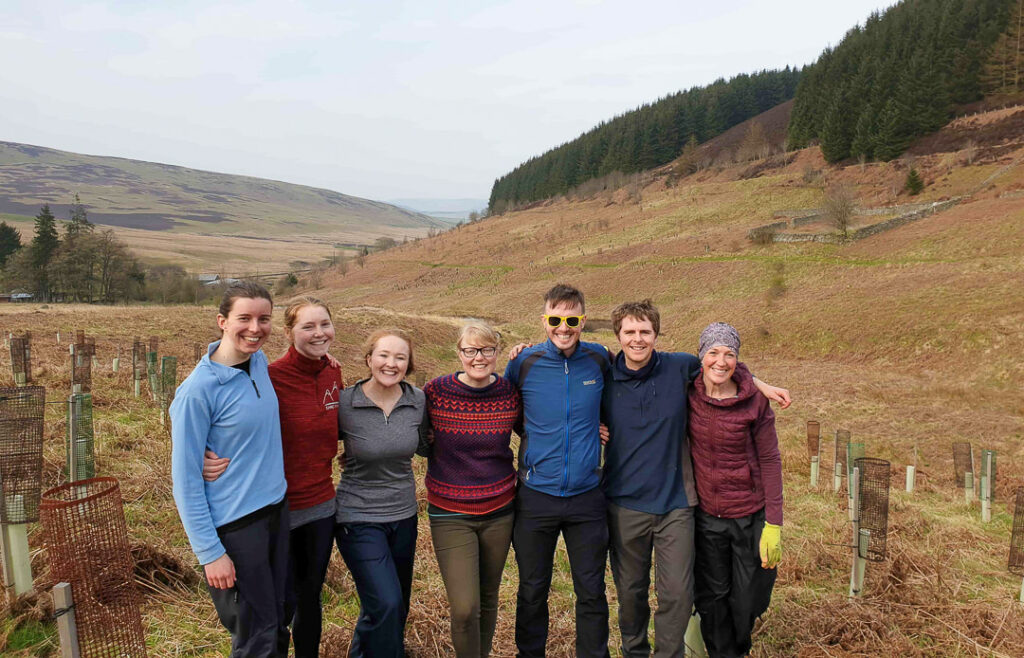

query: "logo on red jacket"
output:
323 382 340 410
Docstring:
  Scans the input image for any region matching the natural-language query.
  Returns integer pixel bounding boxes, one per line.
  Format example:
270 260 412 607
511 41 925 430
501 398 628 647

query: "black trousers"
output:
208 500 291 658
513 485 610 658
286 515 336 658
693 508 776 658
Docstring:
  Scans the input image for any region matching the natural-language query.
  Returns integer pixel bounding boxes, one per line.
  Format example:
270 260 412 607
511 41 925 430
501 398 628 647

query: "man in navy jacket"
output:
505 283 611 658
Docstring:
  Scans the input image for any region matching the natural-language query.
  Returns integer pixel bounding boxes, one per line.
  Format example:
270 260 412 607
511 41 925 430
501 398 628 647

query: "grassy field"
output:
1 123 1023 656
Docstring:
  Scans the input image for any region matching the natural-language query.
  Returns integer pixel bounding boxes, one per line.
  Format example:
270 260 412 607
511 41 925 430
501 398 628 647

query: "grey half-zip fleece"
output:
334 379 431 524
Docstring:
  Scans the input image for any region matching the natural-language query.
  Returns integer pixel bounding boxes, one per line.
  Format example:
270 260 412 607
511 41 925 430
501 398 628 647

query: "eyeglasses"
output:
543 314 584 328
459 346 497 358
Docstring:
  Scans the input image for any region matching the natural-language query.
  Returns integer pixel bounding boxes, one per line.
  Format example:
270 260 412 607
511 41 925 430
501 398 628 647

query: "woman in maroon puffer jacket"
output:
687 322 783 658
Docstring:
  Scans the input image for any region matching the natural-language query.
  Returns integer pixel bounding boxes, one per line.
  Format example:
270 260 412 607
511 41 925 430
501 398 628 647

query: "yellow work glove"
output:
759 522 782 569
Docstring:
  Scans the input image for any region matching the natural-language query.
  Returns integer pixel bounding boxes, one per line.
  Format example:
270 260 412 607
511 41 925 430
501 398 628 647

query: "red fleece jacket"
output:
269 346 344 511
688 362 783 525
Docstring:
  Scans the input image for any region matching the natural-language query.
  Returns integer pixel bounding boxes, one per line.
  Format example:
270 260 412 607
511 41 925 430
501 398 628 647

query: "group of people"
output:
170 281 789 658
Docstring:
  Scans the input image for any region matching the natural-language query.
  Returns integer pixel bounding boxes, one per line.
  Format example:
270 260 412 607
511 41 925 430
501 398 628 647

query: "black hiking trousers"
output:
693 507 776 658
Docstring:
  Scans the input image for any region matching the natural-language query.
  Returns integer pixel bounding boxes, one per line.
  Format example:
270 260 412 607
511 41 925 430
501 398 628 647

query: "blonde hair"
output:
283 296 333 334
457 320 501 349
362 327 415 374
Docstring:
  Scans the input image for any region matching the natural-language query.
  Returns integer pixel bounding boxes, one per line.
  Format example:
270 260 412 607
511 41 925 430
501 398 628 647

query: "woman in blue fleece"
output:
171 281 289 658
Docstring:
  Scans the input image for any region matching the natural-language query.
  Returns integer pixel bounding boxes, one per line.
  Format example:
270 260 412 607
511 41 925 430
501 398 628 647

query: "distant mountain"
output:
0 141 444 236
388 198 488 221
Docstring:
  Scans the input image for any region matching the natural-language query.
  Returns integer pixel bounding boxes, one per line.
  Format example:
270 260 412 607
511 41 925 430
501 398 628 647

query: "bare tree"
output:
823 185 858 239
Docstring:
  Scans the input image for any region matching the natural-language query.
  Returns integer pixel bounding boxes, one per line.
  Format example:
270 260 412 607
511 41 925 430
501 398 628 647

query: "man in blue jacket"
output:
602 300 790 658
505 283 611 658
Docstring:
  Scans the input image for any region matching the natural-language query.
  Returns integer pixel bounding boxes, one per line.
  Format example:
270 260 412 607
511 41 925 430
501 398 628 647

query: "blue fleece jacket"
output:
602 350 701 515
170 342 286 565
504 339 610 497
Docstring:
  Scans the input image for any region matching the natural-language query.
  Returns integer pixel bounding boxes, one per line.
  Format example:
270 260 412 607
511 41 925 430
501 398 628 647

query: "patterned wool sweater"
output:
423 373 521 514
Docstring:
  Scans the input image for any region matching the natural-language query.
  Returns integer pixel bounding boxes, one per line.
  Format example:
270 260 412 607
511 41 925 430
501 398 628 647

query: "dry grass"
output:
1 114 1023 654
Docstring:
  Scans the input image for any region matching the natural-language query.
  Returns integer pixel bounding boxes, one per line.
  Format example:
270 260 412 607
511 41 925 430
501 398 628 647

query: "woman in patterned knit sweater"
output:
423 320 522 658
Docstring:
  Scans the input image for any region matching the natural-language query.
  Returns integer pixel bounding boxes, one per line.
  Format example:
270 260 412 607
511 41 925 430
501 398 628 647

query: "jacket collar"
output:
611 349 660 381
283 344 329 375
203 340 258 385
691 362 756 406
542 338 585 360
350 378 418 409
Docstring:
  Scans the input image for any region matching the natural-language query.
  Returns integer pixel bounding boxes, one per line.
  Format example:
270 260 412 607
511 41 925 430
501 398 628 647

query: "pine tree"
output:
905 168 925 195
874 97 913 161
0 221 21 267
820 98 853 162
65 193 94 238
30 204 60 301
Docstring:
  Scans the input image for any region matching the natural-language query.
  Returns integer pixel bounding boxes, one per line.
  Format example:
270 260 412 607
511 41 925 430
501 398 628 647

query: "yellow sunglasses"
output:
543 314 585 328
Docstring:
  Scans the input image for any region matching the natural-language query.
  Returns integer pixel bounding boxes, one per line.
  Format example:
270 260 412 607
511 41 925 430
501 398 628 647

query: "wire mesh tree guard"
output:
158 356 177 427
131 338 144 397
855 457 890 562
40 477 148 657
0 386 45 525
1010 487 1024 576
9 335 31 386
952 440 973 484
806 420 821 459
66 393 95 482
72 340 94 394
833 429 850 492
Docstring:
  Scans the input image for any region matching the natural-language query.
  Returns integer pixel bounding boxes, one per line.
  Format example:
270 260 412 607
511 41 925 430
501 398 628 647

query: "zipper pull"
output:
251 379 260 398
564 360 569 374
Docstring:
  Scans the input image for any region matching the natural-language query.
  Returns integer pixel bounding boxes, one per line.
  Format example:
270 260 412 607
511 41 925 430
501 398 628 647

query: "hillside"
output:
0 141 443 271
295 107 1024 653
0 108 1022 656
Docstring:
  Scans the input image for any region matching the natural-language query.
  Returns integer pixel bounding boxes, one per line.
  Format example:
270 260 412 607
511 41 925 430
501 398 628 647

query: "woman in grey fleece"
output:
334 327 430 658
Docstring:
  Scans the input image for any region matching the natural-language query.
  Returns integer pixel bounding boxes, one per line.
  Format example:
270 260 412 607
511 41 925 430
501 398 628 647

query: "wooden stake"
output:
905 465 915 493
112 357 119 373
834 461 842 493
965 472 975 504
52 582 82 658
810 456 819 488
848 466 861 598
854 528 870 596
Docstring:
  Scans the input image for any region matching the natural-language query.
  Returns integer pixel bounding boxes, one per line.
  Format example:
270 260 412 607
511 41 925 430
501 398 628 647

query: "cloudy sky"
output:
1 1 897 202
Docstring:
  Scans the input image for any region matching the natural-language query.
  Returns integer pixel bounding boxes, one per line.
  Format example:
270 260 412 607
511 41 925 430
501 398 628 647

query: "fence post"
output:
52 582 82 658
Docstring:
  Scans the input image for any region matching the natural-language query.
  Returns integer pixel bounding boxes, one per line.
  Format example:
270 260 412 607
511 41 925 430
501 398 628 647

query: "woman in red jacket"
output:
687 322 782 658
205 295 343 657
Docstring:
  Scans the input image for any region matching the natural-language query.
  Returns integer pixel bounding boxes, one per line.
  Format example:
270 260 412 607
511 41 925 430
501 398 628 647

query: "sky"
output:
0 0 899 203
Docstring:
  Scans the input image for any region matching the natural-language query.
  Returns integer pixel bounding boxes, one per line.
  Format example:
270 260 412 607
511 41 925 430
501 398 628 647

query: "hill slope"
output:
0 141 443 271
301 108 1024 654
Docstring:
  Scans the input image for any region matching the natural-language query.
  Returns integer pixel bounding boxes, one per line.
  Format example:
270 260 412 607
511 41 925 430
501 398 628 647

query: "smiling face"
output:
287 304 335 360
543 300 585 356
366 334 411 389
216 296 273 362
458 337 498 386
701 344 738 388
617 315 657 370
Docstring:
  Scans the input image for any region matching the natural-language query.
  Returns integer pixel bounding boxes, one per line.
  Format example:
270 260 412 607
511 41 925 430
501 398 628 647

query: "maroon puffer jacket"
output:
687 362 783 525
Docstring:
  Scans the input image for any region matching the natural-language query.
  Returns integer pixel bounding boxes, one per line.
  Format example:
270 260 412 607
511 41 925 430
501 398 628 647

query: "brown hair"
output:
218 281 273 319
611 299 661 336
457 320 501 349
362 327 415 375
544 283 585 313
283 296 333 333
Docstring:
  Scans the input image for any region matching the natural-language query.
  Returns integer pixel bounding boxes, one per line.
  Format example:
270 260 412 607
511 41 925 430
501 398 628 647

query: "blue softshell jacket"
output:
504 339 610 497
